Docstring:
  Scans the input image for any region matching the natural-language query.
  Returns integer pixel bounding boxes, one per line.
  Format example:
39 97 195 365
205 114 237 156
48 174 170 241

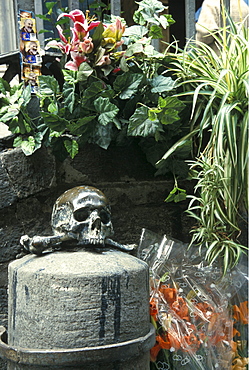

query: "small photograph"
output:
22 41 42 64
19 10 32 19
23 64 41 92
20 17 37 41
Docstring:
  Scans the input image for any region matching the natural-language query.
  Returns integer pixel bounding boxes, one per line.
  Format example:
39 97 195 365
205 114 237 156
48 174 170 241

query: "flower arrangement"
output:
150 283 248 370
45 9 125 71
0 0 191 183
137 229 248 370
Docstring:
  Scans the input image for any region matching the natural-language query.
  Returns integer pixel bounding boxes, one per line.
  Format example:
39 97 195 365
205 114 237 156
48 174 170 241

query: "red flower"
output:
65 51 87 71
58 9 100 41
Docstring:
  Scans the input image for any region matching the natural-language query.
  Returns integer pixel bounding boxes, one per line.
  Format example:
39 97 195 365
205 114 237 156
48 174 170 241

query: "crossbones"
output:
20 186 136 256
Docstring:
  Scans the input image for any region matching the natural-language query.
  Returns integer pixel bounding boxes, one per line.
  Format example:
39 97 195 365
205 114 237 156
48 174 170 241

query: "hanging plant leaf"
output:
62 81 75 114
113 73 144 99
94 97 119 126
20 136 36 156
76 64 93 82
92 122 113 149
40 112 69 132
92 22 105 46
38 75 59 96
82 81 106 103
123 25 148 39
124 43 144 57
48 101 58 114
64 139 79 159
165 186 187 203
0 109 19 124
21 85 32 106
149 24 163 39
66 115 97 135
150 76 175 93
128 106 160 137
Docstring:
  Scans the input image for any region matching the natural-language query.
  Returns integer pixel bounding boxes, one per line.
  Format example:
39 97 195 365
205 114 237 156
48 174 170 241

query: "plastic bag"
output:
138 229 248 370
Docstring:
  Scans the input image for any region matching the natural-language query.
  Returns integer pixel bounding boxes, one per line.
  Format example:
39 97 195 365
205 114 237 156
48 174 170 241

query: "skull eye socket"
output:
74 209 89 222
99 210 110 224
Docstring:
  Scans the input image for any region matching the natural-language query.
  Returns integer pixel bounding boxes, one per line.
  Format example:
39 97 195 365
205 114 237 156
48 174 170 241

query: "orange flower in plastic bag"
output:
195 301 214 320
157 332 181 351
159 284 177 305
171 297 190 321
150 297 158 321
184 331 201 352
233 301 248 325
156 334 171 350
232 356 249 370
150 342 162 362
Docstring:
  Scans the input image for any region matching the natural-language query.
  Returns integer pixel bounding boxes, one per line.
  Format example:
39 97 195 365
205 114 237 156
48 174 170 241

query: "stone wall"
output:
0 143 194 368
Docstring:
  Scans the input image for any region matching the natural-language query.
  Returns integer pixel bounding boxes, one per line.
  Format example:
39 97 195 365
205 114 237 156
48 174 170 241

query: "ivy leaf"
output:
123 25 148 39
13 136 22 148
64 139 79 159
0 109 19 123
0 77 10 94
40 112 69 132
128 106 160 137
164 14 175 26
20 136 36 156
48 101 58 114
125 43 144 57
92 22 105 45
159 96 185 111
62 81 75 113
158 96 185 125
148 108 161 121
92 122 113 149
38 75 59 96
21 85 32 106
113 73 144 99
94 97 119 126
82 81 105 103
158 14 169 29
161 109 181 125
67 115 97 135
34 132 44 151
165 186 187 203
149 24 163 39
77 63 93 82
150 76 175 93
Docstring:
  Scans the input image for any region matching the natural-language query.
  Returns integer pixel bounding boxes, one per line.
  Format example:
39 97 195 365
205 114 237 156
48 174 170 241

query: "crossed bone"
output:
20 233 136 256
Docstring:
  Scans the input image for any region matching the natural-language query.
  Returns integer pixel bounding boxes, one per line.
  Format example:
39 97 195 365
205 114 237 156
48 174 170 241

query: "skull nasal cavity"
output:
92 218 101 229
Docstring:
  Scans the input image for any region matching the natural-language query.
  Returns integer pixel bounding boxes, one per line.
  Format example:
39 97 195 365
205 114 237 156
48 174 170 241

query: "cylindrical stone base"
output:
7 248 152 369
7 353 150 370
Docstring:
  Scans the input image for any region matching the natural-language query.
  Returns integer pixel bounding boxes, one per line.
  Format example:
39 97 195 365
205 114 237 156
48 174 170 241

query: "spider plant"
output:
157 8 249 274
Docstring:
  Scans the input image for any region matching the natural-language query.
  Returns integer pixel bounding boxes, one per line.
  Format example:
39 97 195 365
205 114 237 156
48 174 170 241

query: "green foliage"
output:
158 10 249 273
165 183 186 203
0 0 191 183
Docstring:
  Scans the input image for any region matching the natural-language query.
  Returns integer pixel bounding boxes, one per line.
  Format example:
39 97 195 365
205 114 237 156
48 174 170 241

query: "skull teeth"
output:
81 237 104 245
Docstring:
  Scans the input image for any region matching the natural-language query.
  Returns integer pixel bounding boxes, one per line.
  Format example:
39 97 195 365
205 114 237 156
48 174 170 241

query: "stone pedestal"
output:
6 248 154 369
